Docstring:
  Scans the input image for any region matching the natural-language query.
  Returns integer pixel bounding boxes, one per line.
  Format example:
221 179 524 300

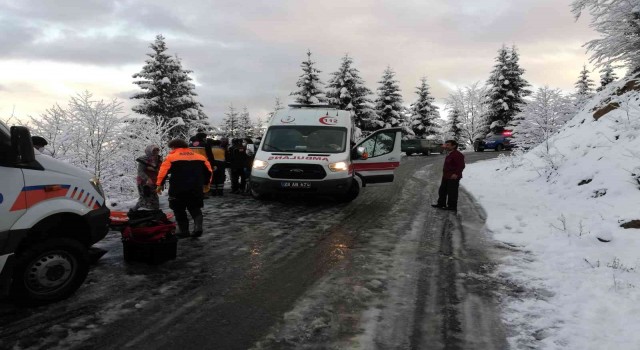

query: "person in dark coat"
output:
432 140 465 211
243 138 255 194
133 144 161 210
156 139 212 238
209 139 227 196
227 138 248 194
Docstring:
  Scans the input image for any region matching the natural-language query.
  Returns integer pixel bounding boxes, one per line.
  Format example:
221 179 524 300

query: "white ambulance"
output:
0 120 110 304
250 105 402 202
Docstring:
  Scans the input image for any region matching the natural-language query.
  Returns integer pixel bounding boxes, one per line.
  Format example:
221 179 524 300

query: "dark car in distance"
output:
401 139 444 156
474 134 514 152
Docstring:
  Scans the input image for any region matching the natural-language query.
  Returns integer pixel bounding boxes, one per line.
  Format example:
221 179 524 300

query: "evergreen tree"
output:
572 0 640 72
597 63 618 91
485 46 512 133
290 50 326 104
373 66 404 130
504 45 532 130
574 64 596 107
485 45 530 134
222 104 240 138
326 54 376 130
251 116 266 138
131 34 207 137
448 108 463 144
399 106 416 138
410 76 440 138
237 107 254 138
267 97 285 123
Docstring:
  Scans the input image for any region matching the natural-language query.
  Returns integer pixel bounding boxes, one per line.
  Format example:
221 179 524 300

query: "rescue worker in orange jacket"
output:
156 139 212 238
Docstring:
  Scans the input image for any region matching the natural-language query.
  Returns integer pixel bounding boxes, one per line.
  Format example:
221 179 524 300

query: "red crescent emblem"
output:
319 116 338 125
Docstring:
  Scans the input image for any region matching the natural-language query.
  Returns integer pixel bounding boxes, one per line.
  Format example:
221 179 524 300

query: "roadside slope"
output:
464 75 640 349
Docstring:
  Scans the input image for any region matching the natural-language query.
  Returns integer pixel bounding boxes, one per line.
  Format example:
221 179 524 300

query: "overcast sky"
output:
0 0 602 125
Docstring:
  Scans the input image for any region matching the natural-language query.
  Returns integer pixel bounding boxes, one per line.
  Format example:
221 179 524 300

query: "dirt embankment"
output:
593 75 640 120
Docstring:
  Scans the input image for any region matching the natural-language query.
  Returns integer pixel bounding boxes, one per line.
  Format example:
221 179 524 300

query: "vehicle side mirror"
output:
11 126 35 164
351 146 368 160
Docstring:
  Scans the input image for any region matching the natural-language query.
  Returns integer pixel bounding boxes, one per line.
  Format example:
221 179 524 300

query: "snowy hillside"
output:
464 74 640 349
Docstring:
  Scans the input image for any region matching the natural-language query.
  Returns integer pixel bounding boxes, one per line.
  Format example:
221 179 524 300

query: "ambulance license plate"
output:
280 181 311 189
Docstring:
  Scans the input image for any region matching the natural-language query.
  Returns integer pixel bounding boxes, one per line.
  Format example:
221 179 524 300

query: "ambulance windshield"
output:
262 126 347 153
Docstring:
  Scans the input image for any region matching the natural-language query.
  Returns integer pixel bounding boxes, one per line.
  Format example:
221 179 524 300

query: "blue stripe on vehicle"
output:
22 185 71 191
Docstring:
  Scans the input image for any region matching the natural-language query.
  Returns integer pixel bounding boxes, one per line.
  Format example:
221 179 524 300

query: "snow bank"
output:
464 75 640 349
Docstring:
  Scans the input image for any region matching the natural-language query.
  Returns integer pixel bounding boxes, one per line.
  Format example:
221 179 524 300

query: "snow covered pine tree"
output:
238 107 254 138
411 77 441 138
374 66 404 130
223 104 240 139
447 108 464 145
485 45 531 134
574 64 596 108
598 63 618 92
131 34 208 138
290 50 327 105
326 54 376 133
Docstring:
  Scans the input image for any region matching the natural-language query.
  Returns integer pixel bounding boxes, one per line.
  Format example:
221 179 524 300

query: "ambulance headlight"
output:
328 161 349 172
252 159 269 170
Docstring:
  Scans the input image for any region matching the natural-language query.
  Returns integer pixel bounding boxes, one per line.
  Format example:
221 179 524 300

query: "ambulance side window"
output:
360 130 396 158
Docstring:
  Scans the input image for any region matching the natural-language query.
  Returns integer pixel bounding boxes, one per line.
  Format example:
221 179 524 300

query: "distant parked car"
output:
401 139 444 156
474 134 514 152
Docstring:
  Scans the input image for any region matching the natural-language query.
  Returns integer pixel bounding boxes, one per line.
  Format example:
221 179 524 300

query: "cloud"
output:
0 0 599 125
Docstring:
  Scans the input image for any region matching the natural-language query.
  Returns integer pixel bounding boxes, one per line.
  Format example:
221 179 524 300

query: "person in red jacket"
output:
432 140 465 211
156 139 212 238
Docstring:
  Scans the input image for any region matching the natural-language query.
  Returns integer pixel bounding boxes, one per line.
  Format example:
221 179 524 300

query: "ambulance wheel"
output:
11 238 89 305
337 180 360 203
251 189 270 201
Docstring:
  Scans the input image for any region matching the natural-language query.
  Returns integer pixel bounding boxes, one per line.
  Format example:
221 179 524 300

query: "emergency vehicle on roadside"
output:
250 105 402 202
0 120 110 304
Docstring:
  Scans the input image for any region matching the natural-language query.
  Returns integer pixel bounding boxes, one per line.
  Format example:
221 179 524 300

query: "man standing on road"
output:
432 140 465 211
156 139 212 238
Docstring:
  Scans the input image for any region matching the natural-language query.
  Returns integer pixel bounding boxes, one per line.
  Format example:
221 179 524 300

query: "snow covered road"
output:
0 151 507 350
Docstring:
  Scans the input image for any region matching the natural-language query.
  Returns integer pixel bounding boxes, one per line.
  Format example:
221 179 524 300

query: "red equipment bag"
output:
110 210 175 232
122 223 176 243
119 209 177 264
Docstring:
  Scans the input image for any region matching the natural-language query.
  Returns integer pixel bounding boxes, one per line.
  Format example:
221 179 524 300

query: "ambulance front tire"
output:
250 188 271 200
337 179 360 203
11 238 89 305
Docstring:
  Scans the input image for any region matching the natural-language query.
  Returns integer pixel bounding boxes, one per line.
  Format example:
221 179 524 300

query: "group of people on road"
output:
132 131 259 238
132 134 465 238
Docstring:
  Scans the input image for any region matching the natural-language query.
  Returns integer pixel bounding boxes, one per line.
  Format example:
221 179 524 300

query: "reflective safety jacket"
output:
157 148 212 197
211 146 226 162
189 135 215 166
